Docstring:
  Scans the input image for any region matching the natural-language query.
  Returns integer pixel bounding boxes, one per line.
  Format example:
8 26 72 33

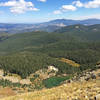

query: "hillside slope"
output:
0 24 100 53
0 31 80 52
0 78 100 100
55 24 100 41
0 67 100 100
0 27 100 78
0 24 100 100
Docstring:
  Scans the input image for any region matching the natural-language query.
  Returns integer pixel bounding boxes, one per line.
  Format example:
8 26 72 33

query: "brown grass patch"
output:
0 87 16 98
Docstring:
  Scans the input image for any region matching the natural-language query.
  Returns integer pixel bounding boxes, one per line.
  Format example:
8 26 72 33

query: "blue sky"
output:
0 0 100 23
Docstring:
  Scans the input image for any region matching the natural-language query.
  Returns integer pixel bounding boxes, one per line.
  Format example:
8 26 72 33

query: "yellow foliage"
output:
60 58 80 67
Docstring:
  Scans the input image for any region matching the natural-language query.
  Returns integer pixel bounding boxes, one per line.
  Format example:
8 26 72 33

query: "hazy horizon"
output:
0 18 100 24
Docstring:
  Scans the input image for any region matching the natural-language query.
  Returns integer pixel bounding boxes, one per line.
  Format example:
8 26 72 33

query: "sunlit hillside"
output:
0 79 100 100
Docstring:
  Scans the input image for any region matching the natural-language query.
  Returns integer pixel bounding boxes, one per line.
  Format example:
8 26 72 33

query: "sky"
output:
0 0 100 23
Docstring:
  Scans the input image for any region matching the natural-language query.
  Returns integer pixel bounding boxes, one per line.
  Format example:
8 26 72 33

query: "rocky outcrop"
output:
95 94 100 100
0 69 100 100
48 66 58 72
70 69 100 83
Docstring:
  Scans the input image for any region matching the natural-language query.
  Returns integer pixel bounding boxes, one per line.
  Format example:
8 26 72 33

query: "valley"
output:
0 23 100 99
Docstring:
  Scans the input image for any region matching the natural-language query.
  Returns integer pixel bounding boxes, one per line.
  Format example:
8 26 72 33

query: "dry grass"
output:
0 79 99 100
60 58 80 67
0 87 16 98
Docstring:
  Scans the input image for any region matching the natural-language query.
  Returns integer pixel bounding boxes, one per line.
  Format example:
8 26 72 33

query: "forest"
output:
0 24 100 78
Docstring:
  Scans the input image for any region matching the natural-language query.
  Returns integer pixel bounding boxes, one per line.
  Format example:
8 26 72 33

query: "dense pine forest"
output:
0 24 100 79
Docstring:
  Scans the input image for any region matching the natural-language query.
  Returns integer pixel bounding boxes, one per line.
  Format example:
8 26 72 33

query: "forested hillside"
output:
55 24 100 41
0 25 100 77
0 24 99 82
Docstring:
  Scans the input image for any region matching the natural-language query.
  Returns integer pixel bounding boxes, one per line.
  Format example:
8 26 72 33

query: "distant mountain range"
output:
45 19 100 25
0 19 100 33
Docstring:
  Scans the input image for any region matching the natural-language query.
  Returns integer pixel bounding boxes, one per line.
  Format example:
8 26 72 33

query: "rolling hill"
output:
55 24 100 41
0 24 100 53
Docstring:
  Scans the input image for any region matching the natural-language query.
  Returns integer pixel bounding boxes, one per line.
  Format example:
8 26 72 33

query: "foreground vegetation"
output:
43 76 71 88
1 79 100 100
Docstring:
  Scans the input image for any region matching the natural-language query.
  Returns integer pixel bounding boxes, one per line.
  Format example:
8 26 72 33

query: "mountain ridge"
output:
0 19 100 33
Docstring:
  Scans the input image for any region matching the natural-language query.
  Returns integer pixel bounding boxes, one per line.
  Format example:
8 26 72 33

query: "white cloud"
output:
73 0 100 8
53 4 76 15
0 0 39 14
61 5 77 11
38 0 46 2
84 0 100 8
53 0 100 15
73 1 83 7
53 10 62 14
